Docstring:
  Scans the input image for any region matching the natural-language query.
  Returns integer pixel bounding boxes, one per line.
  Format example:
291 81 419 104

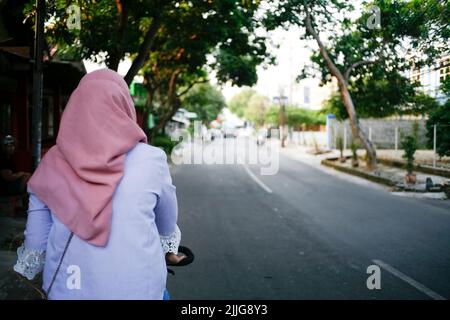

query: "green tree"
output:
441 76 450 95
287 108 325 129
426 77 450 157
401 135 418 175
426 103 450 157
228 88 257 118
40 0 270 84
182 82 226 125
26 0 169 84
137 0 270 140
265 106 325 129
323 72 438 119
265 105 280 127
265 0 449 170
245 94 270 128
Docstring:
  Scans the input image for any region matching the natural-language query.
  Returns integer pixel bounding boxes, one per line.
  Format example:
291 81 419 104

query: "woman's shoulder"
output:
127 143 168 166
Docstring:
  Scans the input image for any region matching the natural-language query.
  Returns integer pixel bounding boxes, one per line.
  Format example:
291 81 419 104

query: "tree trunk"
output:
124 14 162 85
149 99 180 143
148 69 182 143
338 83 377 170
106 0 128 72
142 86 155 140
305 12 377 170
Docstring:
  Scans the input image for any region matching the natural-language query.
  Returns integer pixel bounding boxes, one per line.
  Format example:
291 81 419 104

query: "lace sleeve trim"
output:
13 244 46 281
160 225 181 255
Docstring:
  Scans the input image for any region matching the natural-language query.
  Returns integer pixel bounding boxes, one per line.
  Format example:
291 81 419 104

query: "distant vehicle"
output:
236 127 253 138
222 127 237 139
208 129 222 141
256 129 268 146
223 127 237 138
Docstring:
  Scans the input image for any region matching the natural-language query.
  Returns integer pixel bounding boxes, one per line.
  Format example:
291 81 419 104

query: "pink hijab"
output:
28 69 147 247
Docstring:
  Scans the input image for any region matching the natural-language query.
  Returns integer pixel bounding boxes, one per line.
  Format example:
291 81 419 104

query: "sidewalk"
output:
279 143 388 192
279 142 449 199
0 209 26 299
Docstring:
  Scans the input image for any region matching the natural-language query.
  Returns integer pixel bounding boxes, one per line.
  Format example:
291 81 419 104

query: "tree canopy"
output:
27 0 271 87
244 94 270 128
265 105 325 129
28 1 273 140
323 73 439 120
426 77 450 157
182 82 226 125
264 0 450 168
228 88 258 118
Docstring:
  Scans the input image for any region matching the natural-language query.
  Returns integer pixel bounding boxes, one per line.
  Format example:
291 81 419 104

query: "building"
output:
410 55 449 104
292 78 337 110
0 0 85 171
166 108 197 136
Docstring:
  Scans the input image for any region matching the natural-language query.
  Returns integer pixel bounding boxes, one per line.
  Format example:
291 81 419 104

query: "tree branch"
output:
168 69 183 100
158 68 183 108
303 7 378 170
124 14 163 85
144 72 165 95
177 78 208 97
107 0 128 71
344 60 377 83
304 11 345 82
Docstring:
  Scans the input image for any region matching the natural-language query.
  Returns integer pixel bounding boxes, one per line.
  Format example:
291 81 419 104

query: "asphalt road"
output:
166 140 450 300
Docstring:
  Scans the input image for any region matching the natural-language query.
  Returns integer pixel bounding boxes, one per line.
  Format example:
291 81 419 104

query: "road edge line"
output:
372 259 446 300
243 165 273 194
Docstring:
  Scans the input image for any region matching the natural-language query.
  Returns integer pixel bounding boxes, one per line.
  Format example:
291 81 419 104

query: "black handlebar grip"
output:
168 246 195 267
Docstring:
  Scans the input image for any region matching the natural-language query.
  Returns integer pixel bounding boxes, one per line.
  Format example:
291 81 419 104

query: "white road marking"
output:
243 165 273 194
372 259 446 300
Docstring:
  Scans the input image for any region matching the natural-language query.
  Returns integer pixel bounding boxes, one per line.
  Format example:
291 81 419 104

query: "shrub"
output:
336 134 344 160
265 106 326 129
426 101 450 157
152 134 178 156
401 135 417 174
349 138 360 161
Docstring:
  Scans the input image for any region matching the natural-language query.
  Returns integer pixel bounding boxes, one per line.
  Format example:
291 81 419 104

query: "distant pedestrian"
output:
14 69 183 299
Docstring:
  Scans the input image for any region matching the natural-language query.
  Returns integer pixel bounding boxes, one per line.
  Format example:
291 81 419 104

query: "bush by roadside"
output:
152 134 178 156
426 100 450 158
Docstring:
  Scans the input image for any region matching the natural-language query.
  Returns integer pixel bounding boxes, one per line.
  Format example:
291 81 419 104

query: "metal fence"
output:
288 118 449 169
328 119 432 150
327 119 449 169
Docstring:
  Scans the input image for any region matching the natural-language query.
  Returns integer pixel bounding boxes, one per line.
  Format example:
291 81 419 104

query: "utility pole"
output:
274 88 288 148
32 0 45 169
289 44 293 106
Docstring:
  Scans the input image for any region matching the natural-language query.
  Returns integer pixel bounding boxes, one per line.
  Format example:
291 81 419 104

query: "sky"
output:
217 26 315 103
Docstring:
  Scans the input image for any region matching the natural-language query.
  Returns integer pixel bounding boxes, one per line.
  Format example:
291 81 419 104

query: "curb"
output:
321 158 395 187
390 192 448 200
377 158 450 179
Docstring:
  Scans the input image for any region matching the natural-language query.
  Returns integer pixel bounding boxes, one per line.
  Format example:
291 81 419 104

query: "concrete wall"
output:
291 131 328 148
328 118 429 150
